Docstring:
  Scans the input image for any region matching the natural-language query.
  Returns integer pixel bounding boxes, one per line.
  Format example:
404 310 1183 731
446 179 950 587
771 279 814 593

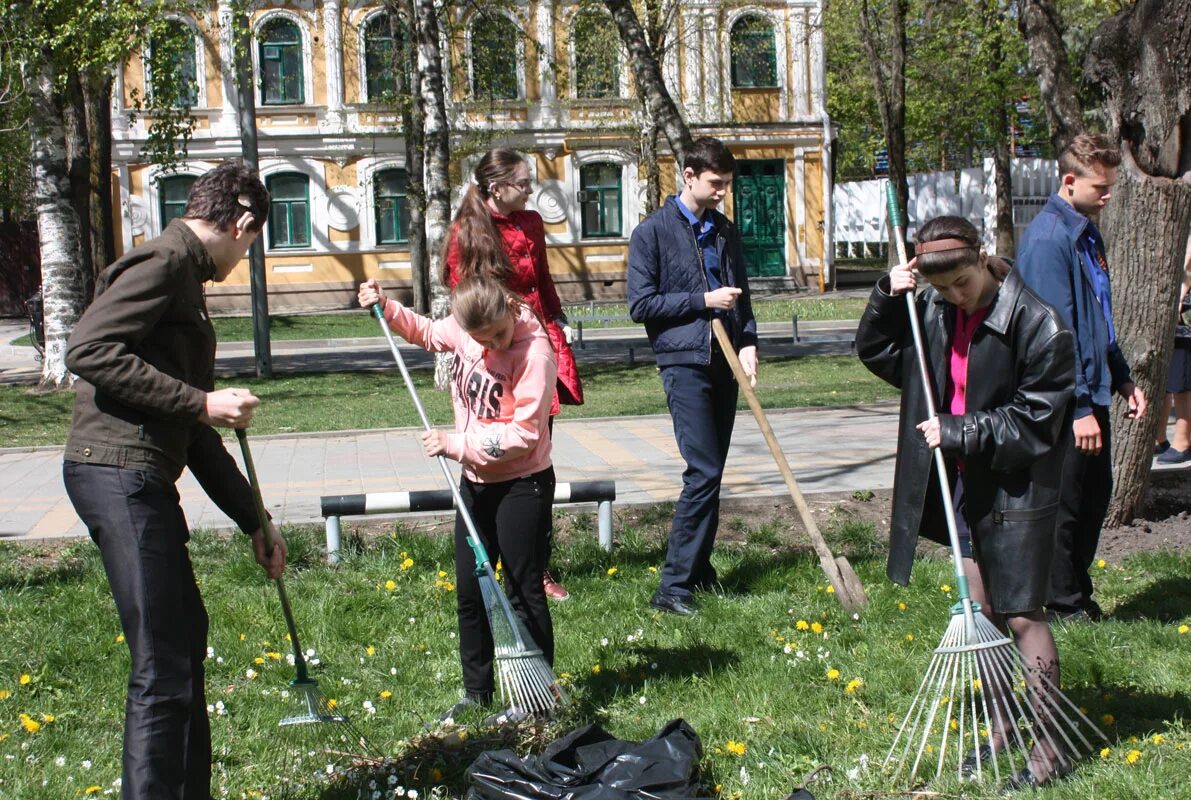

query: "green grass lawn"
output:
1 515 1187 799
0 356 895 448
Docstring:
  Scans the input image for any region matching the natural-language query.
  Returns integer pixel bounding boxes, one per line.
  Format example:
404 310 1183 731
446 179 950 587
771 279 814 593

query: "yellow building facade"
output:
112 0 832 312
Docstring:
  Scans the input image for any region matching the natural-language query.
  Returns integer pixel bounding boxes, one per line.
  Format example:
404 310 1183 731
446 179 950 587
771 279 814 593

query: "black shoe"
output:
960 743 996 778
650 592 696 615
1155 440 1172 456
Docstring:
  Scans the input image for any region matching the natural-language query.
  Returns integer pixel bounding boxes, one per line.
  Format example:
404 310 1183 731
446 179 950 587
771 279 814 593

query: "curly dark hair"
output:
181 162 270 232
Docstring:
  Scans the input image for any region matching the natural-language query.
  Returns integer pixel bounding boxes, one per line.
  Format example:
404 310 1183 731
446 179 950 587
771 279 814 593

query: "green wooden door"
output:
734 160 786 277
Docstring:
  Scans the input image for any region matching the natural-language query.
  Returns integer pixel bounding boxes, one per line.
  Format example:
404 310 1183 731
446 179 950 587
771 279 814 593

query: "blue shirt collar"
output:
671 194 716 236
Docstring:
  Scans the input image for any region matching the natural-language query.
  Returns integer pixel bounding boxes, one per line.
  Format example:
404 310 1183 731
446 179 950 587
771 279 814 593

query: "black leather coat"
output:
857 266 1075 613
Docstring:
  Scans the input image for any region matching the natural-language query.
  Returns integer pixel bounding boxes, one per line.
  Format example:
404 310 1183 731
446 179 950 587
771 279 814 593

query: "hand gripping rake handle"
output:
236 428 311 682
884 184 977 627
369 304 506 589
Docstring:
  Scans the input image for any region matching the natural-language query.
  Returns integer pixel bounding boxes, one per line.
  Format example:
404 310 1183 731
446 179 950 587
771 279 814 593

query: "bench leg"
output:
325 515 342 565
598 500 613 551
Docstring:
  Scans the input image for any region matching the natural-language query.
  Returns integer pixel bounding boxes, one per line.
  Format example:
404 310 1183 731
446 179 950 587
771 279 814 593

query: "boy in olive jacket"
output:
63 164 286 800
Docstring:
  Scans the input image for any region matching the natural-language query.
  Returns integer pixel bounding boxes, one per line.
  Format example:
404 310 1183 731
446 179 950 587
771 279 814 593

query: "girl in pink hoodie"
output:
358 274 558 722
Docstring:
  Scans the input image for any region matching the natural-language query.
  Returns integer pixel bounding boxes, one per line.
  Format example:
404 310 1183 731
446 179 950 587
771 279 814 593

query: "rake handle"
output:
236 428 309 682
370 304 498 583
884 183 972 608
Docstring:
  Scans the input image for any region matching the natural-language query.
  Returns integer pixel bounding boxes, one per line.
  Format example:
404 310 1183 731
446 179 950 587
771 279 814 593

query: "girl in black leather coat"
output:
858 216 1076 787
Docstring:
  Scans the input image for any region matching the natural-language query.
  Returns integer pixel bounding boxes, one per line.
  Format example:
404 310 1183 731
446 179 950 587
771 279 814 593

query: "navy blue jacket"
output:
1016 193 1131 418
627 197 758 366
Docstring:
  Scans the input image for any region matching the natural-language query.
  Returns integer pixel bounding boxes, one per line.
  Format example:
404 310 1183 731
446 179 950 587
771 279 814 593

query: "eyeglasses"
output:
506 179 533 191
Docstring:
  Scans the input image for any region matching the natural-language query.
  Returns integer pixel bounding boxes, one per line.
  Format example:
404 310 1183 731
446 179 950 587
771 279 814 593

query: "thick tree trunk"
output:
83 72 115 287
64 73 94 302
992 104 1015 257
602 0 691 164
1100 146 1191 525
393 0 429 314
28 59 87 389
858 0 908 263
1015 0 1082 152
639 100 661 214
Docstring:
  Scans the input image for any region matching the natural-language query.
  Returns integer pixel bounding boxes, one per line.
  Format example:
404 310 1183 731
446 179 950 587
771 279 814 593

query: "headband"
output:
916 238 976 255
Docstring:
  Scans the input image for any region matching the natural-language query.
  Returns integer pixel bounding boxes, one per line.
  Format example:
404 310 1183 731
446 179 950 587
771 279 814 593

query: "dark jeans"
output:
63 462 212 800
454 466 555 701
1048 405 1112 614
657 349 739 600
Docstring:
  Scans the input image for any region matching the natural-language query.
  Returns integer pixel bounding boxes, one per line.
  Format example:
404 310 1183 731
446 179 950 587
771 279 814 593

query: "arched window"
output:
158 174 197 228
148 20 199 107
730 15 777 88
572 10 619 99
374 168 410 244
364 13 409 102
266 173 311 248
470 13 519 100
259 18 305 105
578 163 622 238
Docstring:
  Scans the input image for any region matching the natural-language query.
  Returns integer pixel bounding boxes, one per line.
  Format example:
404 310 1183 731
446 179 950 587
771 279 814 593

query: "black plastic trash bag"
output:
465 718 706 799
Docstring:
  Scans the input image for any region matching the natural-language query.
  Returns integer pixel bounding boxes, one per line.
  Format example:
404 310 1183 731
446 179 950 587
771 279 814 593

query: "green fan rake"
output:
371 303 565 719
881 184 1105 787
236 429 377 796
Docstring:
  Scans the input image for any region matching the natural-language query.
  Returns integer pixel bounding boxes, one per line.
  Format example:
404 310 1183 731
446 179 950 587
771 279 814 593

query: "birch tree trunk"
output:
64 73 94 301
413 0 452 388
991 104 1015 257
602 0 691 164
28 59 87 389
393 0 429 313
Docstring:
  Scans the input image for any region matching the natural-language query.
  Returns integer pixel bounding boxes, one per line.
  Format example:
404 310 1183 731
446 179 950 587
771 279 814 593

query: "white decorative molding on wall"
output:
127 195 149 236
327 188 361 231
272 263 314 273
533 181 569 224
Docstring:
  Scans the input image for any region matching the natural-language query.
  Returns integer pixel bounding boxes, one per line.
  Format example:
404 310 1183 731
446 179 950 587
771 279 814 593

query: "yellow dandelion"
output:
1102 714 1115 726
366 645 376 656
845 678 864 695
379 690 392 699
811 622 824 634
400 557 414 570
266 652 281 661
1152 734 1165 745
898 602 908 611
648 566 658 573
438 570 448 578
796 620 810 631
1178 624 1189 635
950 719 959 731
826 668 841 681
385 579 397 591
84 786 102 795
18 675 30 686
1100 747 1112 759
607 567 618 576
725 740 747 755
254 657 265 665
592 664 601 674
1096 559 1107 569
240 633 246 640
18 713 40 734
327 698 338 710
941 584 952 593
1125 749 1142 765
40 713 54 723
971 678 982 691
818 722 828 731
0 690 9 700
116 634 125 643
826 585 835 594
905 634 914 642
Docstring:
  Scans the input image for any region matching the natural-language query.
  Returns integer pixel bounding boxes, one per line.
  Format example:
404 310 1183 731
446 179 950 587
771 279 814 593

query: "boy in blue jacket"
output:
628 137 758 615
1016 133 1147 622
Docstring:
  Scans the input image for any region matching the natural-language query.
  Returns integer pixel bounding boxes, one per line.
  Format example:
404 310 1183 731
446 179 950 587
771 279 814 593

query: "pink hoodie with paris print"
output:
381 299 557 483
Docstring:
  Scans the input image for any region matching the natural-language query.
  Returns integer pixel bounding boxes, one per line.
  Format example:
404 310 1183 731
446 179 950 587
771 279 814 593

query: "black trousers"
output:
1048 405 1113 613
454 466 555 702
657 349 738 600
63 462 212 800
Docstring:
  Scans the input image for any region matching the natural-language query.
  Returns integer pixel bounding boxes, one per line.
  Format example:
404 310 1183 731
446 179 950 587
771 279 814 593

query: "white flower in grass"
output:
639 696 647 705
449 632 456 639
783 645 793 654
306 648 316 659
388 774 398 785
310 658 321 667
82 760 92 769
600 638 609 646
246 669 257 680
288 654 296 666
216 656 224 665
363 700 376 715
54 756 66 767
391 667 398 675
281 690 290 699
206 646 216 659
650 662 658 670
407 790 418 799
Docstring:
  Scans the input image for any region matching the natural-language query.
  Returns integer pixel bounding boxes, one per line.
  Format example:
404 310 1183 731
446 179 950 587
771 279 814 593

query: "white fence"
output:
833 158 1059 258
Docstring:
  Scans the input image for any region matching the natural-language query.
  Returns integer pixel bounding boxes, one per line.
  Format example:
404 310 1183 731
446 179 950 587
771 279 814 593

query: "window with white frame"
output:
374 168 410 245
470 12 520 100
157 174 197 229
148 19 200 107
266 173 311 248
364 13 409 102
578 163 622 238
259 18 305 105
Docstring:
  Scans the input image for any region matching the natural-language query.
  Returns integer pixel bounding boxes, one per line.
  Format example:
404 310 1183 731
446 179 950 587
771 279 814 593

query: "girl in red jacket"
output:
445 147 582 601
358 273 558 724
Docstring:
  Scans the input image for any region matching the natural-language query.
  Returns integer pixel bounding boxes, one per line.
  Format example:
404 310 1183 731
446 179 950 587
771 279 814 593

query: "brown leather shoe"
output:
543 571 570 602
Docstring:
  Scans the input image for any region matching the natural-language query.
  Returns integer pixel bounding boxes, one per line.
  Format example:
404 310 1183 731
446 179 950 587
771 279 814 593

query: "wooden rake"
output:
711 318 869 614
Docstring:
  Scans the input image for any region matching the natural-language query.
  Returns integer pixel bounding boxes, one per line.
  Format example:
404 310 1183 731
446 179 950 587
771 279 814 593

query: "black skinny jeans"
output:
63 462 212 800
453 466 555 702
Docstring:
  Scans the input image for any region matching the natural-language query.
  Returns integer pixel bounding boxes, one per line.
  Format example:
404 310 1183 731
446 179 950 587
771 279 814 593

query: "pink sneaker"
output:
543 571 570 601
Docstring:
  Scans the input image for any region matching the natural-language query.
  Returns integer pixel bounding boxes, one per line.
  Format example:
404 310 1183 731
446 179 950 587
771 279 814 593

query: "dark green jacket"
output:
64 220 258 535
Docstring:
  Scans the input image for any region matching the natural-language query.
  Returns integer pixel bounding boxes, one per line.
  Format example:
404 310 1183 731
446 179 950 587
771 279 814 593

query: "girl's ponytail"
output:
441 148 527 286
